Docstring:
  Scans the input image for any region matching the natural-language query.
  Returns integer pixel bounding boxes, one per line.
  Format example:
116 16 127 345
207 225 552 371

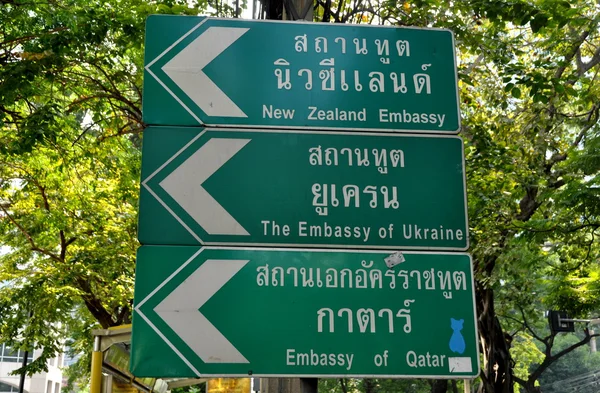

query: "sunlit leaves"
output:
0 0 208 378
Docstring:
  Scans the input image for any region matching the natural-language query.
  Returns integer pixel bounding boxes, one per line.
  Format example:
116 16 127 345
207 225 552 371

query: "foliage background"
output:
1 0 600 392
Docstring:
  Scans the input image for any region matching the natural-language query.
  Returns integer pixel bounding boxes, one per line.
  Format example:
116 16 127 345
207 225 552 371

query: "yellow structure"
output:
90 325 202 393
207 379 251 393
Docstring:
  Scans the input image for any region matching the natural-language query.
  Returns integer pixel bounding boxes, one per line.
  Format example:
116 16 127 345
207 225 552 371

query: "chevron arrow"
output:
154 258 250 364
159 137 251 236
161 26 249 118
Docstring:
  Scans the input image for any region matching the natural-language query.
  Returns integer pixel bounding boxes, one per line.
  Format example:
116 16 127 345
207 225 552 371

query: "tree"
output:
3 1 600 392
0 0 210 378
0 114 140 372
459 1 600 388
318 378 438 393
305 0 600 391
538 333 600 393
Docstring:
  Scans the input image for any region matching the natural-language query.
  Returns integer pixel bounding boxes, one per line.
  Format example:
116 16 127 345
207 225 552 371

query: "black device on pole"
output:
548 310 575 333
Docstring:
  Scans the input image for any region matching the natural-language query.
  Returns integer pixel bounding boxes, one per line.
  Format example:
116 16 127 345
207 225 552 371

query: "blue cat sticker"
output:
449 318 466 354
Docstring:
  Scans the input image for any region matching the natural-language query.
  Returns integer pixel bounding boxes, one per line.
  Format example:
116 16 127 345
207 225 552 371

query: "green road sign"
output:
143 15 460 133
138 127 468 250
130 246 479 378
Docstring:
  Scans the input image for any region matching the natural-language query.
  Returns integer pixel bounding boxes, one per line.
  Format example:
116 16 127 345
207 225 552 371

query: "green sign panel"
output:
143 15 460 133
138 127 468 250
130 246 479 378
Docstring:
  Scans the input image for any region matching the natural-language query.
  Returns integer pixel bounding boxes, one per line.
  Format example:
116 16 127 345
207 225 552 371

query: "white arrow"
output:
154 259 250 364
162 27 249 118
160 138 251 236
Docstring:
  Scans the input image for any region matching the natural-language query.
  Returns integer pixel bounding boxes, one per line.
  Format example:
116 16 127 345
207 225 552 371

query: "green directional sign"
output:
143 15 460 133
138 126 468 250
130 246 479 378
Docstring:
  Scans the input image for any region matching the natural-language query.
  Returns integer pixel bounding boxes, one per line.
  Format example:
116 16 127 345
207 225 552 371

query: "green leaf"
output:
531 14 549 33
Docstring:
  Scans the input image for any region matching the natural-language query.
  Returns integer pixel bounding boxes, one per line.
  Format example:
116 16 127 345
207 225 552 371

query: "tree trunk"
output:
431 380 447 393
362 379 376 393
262 0 284 19
477 285 513 393
450 381 458 393
523 384 541 393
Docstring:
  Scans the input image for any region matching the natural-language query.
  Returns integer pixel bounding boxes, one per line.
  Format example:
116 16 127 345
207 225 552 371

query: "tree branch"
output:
339 379 348 393
321 0 332 22
75 277 116 329
31 179 50 211
333 0 344 23
477 367 494 393
529 329 600 383
512 375 527 388
555 30 589 79
59 231 76 261
0 27 68 48
0 203 62 262
115 304 131 326
518 307 548 345
578 45 600 75
563 222 600 232
572 103 599 147
88 62 142 118
516 185 541 221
